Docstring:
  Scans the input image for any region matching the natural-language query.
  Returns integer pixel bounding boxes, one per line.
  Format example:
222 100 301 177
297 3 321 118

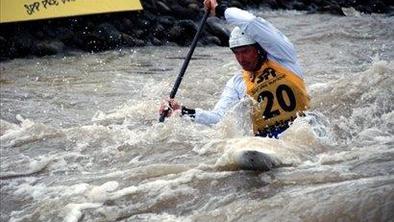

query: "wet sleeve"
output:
224 7 298 63
194 75 243 125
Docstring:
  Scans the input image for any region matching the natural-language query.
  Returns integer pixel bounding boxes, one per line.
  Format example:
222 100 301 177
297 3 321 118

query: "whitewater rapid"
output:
1 9 393 222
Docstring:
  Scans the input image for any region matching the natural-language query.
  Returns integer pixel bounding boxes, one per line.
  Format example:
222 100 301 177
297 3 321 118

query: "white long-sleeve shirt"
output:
194 7 303 125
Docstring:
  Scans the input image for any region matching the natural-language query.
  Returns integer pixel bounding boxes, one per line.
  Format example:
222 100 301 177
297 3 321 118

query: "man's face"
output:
232 45 261 72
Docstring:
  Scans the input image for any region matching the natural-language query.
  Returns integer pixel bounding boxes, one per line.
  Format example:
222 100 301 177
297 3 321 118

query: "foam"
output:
85 181 119 202
0 119 19 136
63 203 103 222
0 115 63 147
0 156 52 179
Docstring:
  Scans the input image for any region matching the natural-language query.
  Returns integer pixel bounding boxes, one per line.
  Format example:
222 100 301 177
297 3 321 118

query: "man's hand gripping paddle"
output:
159 10 210 122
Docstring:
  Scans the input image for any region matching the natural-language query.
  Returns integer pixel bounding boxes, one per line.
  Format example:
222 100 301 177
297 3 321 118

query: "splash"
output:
310 59 394 143
0 115 64 148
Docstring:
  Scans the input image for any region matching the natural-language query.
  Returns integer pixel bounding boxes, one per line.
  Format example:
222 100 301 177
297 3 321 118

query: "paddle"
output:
159 10 210 122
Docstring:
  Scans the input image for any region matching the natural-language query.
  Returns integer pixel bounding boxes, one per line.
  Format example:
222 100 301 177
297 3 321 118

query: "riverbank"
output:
0 0 393 61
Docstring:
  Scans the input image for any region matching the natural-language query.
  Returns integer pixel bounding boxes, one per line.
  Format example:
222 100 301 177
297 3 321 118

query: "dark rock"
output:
168 20 197 46
204 35 223 46
293 1 307 10
33 40 65 56
134 38 147 46
120 18 135 32
152 23 166 39
0 35 10 60
157 16 176 27
276 0 296 10
156 1 172 15
121 33 145 47
73 31 106 52
136 17 152 32
355 0 389 14
206 17 230 46
177 0 193 7
133 29 147 39
54 27 74 43
122 33 137 47
306 3 319 13
228 0 244 8
320 2 346 16
12 31 36 56
170 4 199 19
140 0 156 10
0 0 392 60
151 37 163 46
0 36 7 49
261 0 280 9
33 30 46 40
141 11 157 23
94 23 123 47
188 3 200 13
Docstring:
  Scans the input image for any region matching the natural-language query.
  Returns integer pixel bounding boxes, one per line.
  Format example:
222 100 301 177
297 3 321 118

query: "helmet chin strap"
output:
256 54 266 69
248 45 267 81
251 46 267 72
257 44 268 62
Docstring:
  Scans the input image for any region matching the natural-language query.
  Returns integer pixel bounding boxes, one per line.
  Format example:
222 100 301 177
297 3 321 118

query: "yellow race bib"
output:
243 60 310 134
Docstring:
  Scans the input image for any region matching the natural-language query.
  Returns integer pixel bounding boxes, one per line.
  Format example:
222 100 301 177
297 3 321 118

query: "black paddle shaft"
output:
159 10 210 122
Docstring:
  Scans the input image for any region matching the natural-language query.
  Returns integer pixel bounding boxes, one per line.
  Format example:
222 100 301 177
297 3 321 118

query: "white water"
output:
1 10 393 222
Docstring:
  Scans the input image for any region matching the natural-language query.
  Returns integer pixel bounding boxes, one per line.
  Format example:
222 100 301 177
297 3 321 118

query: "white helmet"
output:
229 27 256 49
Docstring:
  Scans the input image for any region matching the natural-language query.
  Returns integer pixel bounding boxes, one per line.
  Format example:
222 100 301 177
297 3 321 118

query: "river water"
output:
1 9 393 222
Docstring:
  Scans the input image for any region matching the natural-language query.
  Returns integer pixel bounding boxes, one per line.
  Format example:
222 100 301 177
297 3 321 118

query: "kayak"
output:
233 149 276 171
